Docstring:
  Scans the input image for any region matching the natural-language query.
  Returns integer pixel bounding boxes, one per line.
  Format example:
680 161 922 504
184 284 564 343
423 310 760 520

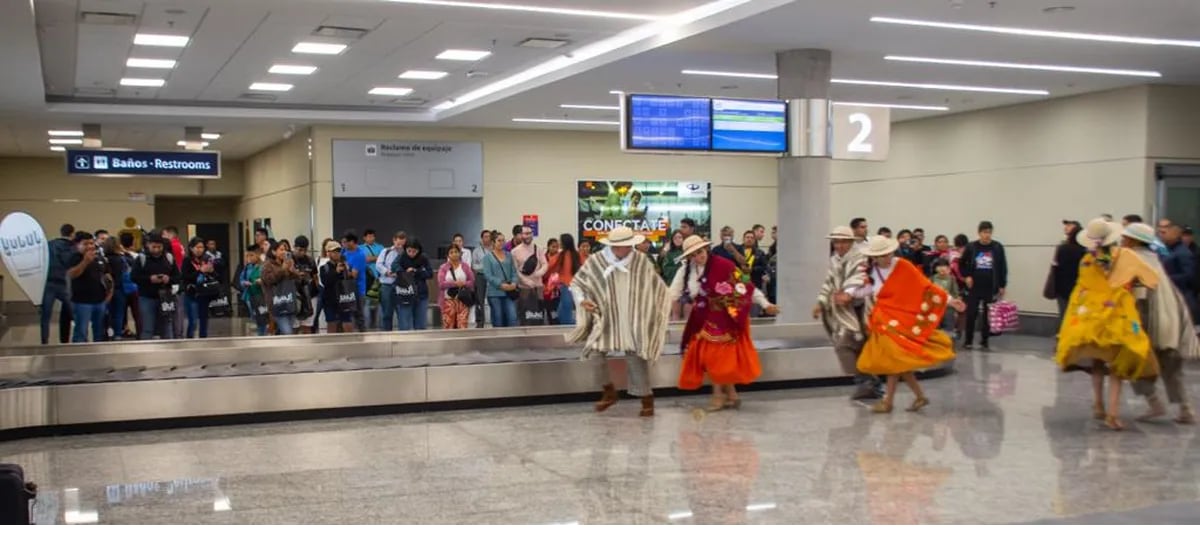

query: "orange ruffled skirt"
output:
678 332 762 390
856 329 955 376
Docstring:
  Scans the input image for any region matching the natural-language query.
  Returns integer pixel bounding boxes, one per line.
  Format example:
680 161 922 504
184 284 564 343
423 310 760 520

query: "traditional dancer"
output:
1121 223 1198 424
1056 219 1160 430
851 236 956 413
567 226 671 417
813 226 881 401
673 235 779 411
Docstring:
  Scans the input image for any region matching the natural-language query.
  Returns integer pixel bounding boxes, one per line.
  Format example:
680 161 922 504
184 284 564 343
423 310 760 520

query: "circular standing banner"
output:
0 212 49 306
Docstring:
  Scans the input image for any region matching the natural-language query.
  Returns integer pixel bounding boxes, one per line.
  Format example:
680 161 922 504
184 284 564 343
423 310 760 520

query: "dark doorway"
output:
192 222 232 285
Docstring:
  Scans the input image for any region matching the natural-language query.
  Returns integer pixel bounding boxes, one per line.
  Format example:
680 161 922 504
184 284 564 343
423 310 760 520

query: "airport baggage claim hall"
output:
1 0 1199 527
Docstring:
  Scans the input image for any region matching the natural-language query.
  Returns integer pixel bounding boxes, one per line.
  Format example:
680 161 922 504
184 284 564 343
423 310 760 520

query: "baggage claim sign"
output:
577 180 711 246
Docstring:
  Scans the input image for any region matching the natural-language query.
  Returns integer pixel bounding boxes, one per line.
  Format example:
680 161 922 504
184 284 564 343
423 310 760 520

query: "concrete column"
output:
183 126 204 151
775 49 831 323
82 123 102 148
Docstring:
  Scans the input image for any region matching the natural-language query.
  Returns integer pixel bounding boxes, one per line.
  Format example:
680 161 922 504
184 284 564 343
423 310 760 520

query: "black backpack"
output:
0 464 36 525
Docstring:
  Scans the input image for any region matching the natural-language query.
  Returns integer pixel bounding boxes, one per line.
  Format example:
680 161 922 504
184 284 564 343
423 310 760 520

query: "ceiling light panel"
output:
399 70 449 80
201 133 221 140
383 0 660 21
47 130 83 137
870 16 1200 48
292 42 348 55
833 102 950 111
832 78 1048 95
560 104 620 110
513 118 620 126
436 49 492 61
369 87 414 96
50 146 66 152
120 78 166 87
133 33 189 47
249 82 293 92
126 58 177 69
681 69 777 79
884 55 1162 77
177 141 211 148
48 139 83 145
269 64 319 75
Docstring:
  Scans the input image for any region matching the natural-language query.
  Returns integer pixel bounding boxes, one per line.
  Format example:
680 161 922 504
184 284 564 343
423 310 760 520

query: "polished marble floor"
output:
2 340 1198 524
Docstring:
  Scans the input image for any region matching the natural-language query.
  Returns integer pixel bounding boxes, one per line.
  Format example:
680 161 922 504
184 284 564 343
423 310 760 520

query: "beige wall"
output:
831 86 1152 314
1147 85 1200 160
309 126 778 245
236 130 313 247
0 157 244 302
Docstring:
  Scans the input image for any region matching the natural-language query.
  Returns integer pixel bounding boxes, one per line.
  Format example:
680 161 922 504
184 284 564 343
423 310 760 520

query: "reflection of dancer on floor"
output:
1056 219 1160 431
848 236 956 414
1121 223 1199 424
672 236 778 411
676 427 761 524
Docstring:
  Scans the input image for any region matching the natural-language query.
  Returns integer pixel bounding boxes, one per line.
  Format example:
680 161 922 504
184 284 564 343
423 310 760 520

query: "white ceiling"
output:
1 0 1198 158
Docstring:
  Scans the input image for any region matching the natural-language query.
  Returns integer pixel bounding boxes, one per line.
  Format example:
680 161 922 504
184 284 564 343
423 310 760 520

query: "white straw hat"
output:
827 226 856 240
675 234 711 262
860 235 900 257
599 226 645 247
1076 218 1122 248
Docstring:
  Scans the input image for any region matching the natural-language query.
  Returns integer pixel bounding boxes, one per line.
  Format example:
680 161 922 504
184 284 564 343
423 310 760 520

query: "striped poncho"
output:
817 250 872 342
566 248 671 364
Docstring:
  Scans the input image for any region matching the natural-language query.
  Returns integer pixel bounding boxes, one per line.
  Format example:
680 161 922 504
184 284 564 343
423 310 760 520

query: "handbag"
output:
208 292 232 318
271 279 299 317
1041 266 1057 300
336 278 359 314
520 246 539 275
195 276 222 298
988 300 1020 334
492 252 520 300
446 266 476 307
394 271 418 306
248 292 269 326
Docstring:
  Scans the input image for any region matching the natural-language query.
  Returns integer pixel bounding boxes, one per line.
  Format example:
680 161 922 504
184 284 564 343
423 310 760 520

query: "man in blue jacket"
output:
40 223 76 344
1158 218 1198 319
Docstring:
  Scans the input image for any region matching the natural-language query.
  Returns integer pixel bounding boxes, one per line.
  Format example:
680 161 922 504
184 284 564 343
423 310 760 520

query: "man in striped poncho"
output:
812 225 882 401
567 226 671 417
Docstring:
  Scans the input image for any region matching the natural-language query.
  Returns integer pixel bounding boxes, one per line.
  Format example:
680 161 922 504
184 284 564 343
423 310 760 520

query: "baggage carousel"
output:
0 322 952 440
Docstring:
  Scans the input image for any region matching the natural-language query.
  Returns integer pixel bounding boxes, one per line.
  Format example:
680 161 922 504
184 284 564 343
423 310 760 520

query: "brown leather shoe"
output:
595 384 619 412
639 396 655 417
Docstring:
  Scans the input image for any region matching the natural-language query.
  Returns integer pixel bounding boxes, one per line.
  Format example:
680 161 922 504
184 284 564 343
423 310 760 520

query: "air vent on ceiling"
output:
466 70 490 79
517 37 569 49
391 97 428 107
79 11 138 25
239 92 279 102
313 25 370 40
74 86 116 96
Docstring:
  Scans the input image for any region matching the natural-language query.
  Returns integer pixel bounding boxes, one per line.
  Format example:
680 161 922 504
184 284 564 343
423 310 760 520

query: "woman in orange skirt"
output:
850 236 956 413
673 235 780 411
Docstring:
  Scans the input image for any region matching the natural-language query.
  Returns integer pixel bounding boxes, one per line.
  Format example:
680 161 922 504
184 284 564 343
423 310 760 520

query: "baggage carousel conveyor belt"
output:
0 324 955 440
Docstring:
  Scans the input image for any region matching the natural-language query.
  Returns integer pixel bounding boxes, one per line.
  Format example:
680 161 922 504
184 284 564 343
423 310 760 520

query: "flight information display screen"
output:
626 95 712 151
710 98 788 152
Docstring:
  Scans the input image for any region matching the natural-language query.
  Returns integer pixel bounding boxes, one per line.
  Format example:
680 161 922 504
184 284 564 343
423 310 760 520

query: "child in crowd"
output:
238 247 267 336
932 258 967 339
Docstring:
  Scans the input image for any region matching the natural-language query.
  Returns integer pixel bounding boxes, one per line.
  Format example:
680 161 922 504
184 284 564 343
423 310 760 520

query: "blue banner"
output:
65 148 221 178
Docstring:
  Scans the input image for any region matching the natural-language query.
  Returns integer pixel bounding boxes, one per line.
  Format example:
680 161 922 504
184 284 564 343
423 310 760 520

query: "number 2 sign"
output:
831 105 890 161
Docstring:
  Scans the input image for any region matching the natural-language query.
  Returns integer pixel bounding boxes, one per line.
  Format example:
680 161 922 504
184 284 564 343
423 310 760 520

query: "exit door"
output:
1157 172 1200 230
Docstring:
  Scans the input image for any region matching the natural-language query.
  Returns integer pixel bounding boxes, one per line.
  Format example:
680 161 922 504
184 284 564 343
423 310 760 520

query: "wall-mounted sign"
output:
522 214 539 237
0 212 49 305
831 104 891 161
577 180 711 246
66 149 221 178
332 139 483 198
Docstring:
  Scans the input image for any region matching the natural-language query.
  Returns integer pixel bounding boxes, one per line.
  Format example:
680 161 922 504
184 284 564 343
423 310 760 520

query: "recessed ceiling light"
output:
399 70 449 80
560 104 620 111
884 55 1162 77
368 87 414 96
120 78 166 87
512 118 620 126
436 49 492 61
833 102 950 111
177 141 211 148
1043 6 1076 13
201 133 221 140
292 42 348 55
870 16 1200 48
517 37 570 49
49 146 66 152
249 82 294 92
382 0 660 21
269 64 318 75
48 138 83 145
126 58 177 69
831 78 1048 96
133 33 190 47
681 69 777 79
47 130 83 137
608 90 624 95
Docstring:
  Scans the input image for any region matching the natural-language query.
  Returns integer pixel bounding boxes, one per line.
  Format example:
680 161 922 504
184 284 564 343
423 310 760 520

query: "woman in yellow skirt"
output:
1056 219 1160 430
849 236 956 413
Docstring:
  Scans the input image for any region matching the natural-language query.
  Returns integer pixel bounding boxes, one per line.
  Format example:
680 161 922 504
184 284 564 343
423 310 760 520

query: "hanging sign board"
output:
332 140 483 198
66 148 221 178
831 104 890 161
0 212 49 305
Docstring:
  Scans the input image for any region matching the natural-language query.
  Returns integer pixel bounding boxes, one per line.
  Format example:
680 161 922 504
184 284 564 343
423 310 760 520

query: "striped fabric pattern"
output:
818 251 872 341
566 250 671 364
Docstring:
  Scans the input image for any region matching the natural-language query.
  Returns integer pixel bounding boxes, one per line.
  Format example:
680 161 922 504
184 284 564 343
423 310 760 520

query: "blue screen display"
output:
66 149 221 178
627 95 711 150
711 98 787 152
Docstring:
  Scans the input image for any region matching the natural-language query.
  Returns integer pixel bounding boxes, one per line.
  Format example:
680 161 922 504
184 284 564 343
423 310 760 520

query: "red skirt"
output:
678 332 762 389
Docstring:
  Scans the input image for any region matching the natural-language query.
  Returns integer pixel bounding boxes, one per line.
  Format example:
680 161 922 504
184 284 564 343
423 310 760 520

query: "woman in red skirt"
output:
673 235 779 411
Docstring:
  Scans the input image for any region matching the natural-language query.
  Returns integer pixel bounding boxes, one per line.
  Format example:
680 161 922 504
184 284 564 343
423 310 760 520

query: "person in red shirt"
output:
163 226 185 270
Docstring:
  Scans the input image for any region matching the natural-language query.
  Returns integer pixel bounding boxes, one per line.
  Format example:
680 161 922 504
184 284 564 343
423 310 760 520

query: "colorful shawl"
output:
681 255 754 352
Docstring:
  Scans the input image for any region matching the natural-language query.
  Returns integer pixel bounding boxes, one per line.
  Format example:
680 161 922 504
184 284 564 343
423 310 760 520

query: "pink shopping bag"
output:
988 301 1019 334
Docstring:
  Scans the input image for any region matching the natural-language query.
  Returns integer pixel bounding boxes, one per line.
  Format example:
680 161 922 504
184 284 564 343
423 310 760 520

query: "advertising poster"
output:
0 212 49 305
577 180 711 246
